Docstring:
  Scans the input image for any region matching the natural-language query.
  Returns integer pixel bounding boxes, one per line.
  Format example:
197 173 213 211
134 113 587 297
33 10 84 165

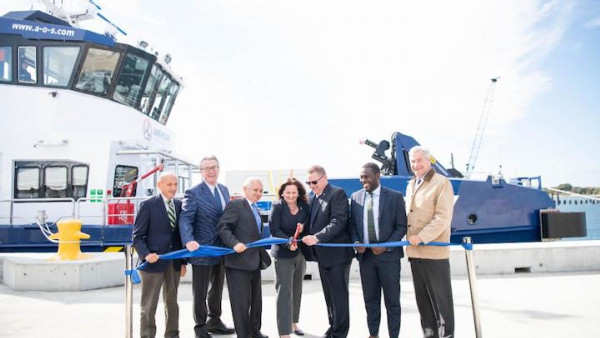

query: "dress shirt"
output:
207 182 226 210
160 193 172 213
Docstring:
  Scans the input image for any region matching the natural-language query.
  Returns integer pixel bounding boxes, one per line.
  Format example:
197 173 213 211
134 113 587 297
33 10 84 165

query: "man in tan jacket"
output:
405 146 455 338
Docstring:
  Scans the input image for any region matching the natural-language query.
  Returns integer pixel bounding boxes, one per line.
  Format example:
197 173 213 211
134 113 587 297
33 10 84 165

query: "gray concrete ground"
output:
1 271 598 338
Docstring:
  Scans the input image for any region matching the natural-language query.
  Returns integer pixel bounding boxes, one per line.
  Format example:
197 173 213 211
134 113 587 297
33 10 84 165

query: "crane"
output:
465 77 500 179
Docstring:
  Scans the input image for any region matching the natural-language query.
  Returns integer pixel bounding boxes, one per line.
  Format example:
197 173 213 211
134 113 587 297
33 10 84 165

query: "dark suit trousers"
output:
359 250 401 338
410 258 455 338
225 267 262 338
191 262 226 335
139 262 181 338
318 260 351 338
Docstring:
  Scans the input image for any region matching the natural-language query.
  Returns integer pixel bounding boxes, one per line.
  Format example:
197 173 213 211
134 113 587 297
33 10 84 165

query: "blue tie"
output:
251 203 262 233
213 186 223 211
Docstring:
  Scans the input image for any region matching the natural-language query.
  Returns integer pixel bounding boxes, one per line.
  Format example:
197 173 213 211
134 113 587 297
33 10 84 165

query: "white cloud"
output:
585 16 600 28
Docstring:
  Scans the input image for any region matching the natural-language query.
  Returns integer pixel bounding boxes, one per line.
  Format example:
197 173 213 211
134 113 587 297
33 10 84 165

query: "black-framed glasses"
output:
306 176 324 186
201 166 219 172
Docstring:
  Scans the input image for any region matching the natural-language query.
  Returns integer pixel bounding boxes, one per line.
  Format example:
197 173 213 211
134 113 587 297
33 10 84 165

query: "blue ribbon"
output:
316 240 473 250
125 237 472 284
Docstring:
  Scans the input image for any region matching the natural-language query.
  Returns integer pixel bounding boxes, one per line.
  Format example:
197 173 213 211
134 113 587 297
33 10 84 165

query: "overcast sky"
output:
3 0 599 187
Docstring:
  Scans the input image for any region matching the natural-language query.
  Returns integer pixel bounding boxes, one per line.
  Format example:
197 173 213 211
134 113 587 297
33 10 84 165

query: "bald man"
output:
133 172 186 338
218 178 269 338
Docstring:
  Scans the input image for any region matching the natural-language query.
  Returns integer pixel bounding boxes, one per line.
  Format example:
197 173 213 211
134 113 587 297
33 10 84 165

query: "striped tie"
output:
367 192 377 243
167 199 176 229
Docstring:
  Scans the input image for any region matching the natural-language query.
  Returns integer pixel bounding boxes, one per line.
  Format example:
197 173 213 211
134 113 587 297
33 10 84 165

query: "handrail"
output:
103 196 148 226
546 187 600 202
1 197 76 225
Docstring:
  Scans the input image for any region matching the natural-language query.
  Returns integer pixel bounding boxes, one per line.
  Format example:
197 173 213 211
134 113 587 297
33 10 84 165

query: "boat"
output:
0 1 198 252
328 132 587 243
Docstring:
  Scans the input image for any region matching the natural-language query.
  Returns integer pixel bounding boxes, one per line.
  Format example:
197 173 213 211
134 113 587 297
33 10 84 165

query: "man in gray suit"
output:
219 178 269 338
349 163 407 338
180 156 235 338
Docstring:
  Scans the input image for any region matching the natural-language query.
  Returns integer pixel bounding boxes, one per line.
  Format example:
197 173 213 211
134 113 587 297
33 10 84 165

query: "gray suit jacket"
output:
349 186 408 262
218 198 267 271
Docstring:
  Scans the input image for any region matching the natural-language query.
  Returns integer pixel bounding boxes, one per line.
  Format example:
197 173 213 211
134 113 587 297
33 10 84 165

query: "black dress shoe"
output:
293 329 305 336
206 319 235 335
195 333 212 338
251 333 268 338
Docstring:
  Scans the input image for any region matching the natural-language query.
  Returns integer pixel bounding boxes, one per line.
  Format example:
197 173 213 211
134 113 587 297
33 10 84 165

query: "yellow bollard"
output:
48 219 91 260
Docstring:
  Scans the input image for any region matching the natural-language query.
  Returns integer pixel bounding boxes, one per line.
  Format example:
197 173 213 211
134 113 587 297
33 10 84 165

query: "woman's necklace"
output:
288 203 299 215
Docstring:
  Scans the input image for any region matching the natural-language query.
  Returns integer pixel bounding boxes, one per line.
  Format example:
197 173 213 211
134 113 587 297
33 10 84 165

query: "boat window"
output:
17 46 36 84
16 167 40 199
150 74 172 121
72 165 89 200
159 82 180 124
44 166 68 198
140 65 164 115
75 47 120 95
43 46 80 87
113 165 139 197
0 46 12 82
113 53 150 107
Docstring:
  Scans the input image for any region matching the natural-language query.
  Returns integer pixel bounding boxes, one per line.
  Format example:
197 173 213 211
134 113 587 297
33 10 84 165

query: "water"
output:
556 196 600 240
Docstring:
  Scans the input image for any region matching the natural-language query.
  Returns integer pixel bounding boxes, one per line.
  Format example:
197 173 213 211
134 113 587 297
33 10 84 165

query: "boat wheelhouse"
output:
0 8 198 251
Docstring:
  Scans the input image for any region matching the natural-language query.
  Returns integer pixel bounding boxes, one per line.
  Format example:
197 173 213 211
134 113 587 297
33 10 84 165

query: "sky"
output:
2 0 599 187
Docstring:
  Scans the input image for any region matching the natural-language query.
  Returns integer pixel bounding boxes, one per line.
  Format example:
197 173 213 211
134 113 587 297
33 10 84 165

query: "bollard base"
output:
2 253 123 291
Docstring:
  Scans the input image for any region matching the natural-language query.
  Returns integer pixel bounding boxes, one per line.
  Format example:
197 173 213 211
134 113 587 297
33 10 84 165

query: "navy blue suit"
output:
180 182 230 265
132 194 184 338
349 186 407 338
305 183 354 338
179 181 231 336
133 195 183 272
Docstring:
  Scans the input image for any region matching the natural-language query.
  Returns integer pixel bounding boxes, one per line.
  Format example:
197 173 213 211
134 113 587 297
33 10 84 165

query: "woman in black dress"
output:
269 178 309 337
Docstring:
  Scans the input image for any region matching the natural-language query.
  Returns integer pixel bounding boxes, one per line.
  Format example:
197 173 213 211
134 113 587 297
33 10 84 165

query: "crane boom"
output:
465 77 499 178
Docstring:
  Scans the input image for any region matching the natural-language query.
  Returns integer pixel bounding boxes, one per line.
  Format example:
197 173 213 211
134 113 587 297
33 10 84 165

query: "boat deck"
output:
1 271 598 337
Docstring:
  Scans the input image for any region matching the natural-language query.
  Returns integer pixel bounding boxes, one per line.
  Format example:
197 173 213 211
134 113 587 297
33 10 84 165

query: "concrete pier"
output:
1 252 123 291
0 271 598 337
2 240 600 290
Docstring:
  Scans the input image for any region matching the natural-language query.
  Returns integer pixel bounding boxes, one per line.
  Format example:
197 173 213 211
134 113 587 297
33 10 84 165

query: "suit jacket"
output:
132 195 184 273
405 169 454 259
350 186 408 263
305 183 354 268
179 182 230 265
218 198 268 271
269 200 309 259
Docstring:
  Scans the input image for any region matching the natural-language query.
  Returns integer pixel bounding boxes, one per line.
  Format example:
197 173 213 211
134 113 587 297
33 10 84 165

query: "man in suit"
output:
406 146 455 338
302 165 354 338
133 172 186 338
180 156 235 338
349 162 407 338
218 178 269 338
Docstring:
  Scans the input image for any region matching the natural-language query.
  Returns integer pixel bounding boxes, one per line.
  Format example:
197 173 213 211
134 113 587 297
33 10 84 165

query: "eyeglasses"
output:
305 176 324 186
201 166 219 172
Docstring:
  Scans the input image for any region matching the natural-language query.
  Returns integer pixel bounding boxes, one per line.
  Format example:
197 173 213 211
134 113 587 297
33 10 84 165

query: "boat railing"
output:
102 196 147 226
76 196 148 226
0 198 76 226
509 176 543 190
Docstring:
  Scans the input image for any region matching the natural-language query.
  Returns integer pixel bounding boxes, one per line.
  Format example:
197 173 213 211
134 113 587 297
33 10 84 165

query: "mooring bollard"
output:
464 237 482 338
125 245 133 338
